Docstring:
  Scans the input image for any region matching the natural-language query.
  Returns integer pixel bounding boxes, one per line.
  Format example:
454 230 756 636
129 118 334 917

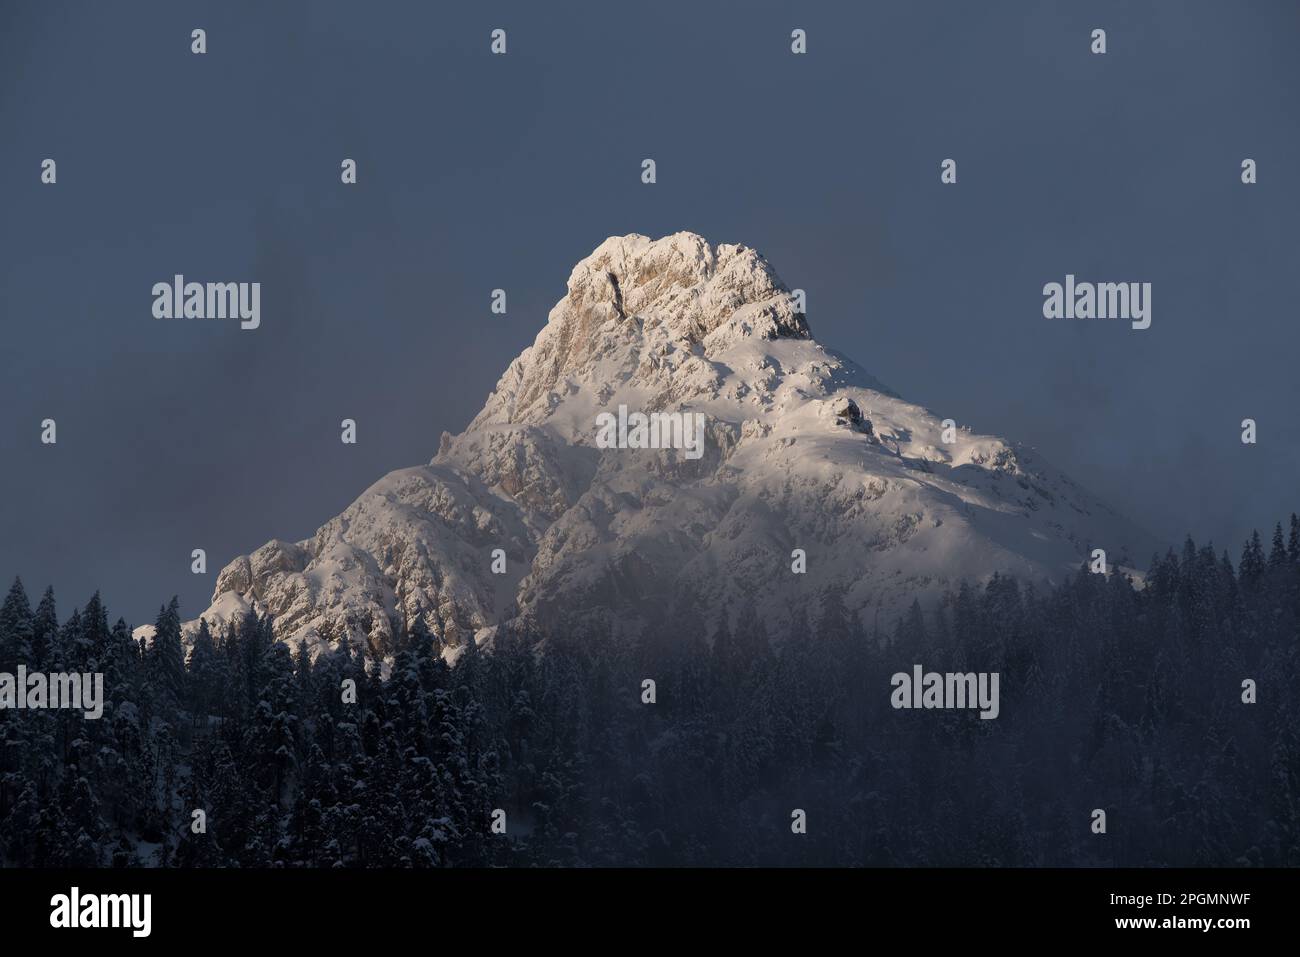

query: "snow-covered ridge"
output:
187 231 1156 658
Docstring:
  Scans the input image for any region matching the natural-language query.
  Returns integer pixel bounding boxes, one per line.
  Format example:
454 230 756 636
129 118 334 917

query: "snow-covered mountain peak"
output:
189 233 1158 661
565 231 809 345
464 233 812 436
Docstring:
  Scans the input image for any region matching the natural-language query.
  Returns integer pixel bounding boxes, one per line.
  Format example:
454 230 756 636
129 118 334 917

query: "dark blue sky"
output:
3 0 1298 626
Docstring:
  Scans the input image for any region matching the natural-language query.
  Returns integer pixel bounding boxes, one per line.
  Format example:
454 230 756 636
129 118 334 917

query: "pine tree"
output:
1269 522 1288 568
0 578 34 670
1240 530 1266 589
80 592 110 671
103 618 138 704
147 599 187 708
187 619 218 723
55 609 84 673
31 587 57 669
245 642 300 807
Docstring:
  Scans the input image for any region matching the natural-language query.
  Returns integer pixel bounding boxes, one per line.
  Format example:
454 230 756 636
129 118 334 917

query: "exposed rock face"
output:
188 232 1156 659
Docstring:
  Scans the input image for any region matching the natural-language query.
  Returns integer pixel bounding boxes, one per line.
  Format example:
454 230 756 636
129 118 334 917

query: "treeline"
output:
0 517 1297 867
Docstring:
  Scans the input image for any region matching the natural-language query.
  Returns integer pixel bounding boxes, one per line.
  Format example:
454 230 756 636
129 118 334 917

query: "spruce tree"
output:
0 578 34 670
1240 530 1266 588
187 619 218 725
148 597 186 707
1270 522 1288 568
31 587 57 669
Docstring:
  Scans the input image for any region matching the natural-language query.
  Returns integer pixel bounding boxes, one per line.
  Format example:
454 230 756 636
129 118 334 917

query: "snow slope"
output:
187 232 1156 657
